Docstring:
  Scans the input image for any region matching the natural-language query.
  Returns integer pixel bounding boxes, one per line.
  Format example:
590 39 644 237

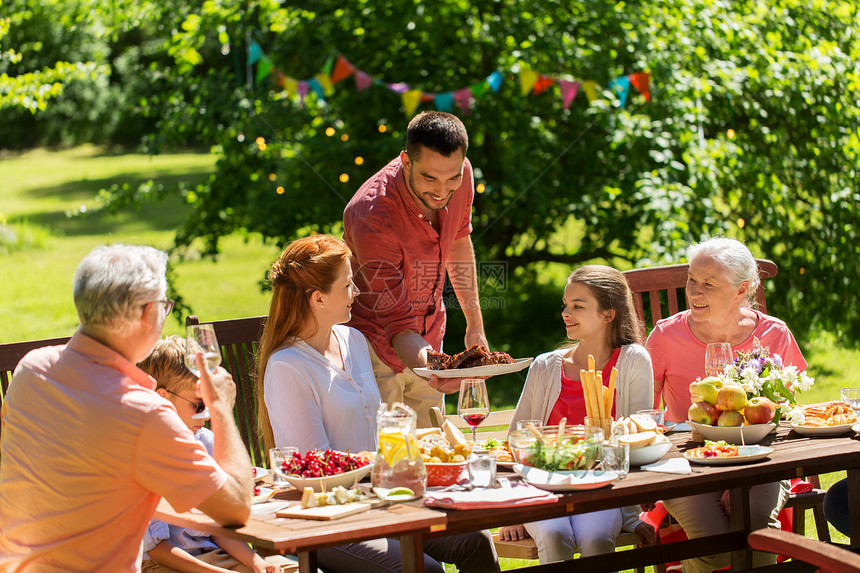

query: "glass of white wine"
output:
184 324 221 420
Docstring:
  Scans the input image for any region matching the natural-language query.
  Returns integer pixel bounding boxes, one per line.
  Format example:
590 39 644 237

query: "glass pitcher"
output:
371 402 427 496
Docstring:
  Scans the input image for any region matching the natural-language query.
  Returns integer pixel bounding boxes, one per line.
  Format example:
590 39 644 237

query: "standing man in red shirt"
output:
343 111 487 426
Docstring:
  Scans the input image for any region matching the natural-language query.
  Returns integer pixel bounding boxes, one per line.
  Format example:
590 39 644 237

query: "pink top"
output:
0 333 227 572
343 156 474 372
646 310 807 423
548 348 620 425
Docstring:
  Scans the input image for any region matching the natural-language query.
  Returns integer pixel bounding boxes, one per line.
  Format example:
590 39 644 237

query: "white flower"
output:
785 405 806 425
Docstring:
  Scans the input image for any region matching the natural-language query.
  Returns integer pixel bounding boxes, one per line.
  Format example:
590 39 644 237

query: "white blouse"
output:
264 324 382 452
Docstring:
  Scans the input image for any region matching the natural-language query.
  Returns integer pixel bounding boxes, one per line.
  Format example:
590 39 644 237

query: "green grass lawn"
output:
3 146 859 571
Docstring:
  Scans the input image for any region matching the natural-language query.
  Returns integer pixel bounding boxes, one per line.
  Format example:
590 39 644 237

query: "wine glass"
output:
184 324 221 419
705 342 733 377
457 378 490 445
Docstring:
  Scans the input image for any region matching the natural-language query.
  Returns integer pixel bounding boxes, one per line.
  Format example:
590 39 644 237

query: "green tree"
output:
89 0 860 349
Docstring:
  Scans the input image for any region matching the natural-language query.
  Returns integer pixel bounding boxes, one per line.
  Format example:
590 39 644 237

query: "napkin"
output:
423 482 558 509
641 458 692 475
790 478 814 494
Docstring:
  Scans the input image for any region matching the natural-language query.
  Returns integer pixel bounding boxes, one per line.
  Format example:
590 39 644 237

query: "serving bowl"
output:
278 464 371 493
687 421 776 445
508 425 600 471
627 440 672 466
425 461 467 487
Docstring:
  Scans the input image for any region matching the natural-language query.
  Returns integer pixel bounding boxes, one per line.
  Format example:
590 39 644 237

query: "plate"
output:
687 420 776 445
413 358 534 379
281 464 372 493
791 422 855 436
513 464 618 492
628 441 672 466
683 445 773 465
252 467 269 482
253 486 276 504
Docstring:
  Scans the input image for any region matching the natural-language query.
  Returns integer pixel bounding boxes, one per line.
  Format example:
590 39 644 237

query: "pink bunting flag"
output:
629 72 651 102
519 69 540 97
387 82 410 94
402 89 422 118
330 55 356 83
354 70 372 92
454 87 473 114
559 80 580 110
297 81 309 108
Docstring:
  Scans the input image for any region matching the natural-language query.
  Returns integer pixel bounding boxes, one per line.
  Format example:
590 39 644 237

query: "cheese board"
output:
276 500 375 521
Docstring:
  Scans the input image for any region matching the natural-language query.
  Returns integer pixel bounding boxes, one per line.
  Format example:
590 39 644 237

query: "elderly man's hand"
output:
498 524 530 541
428 374 488 394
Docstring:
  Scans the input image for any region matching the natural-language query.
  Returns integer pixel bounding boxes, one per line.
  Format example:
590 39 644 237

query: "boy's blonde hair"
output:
138 335 197 393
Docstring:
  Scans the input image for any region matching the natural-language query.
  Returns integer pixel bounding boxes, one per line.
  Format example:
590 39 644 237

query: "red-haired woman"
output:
255 234 498 573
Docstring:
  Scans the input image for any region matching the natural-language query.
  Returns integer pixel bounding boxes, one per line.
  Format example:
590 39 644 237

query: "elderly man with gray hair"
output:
0 244 252 572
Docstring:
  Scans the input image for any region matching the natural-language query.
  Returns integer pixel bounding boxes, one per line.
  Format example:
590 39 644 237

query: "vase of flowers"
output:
714 338 814 423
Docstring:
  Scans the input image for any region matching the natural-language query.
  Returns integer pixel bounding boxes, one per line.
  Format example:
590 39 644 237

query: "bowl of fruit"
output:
508 424 600 471
425 461 468 487
275 449 371 492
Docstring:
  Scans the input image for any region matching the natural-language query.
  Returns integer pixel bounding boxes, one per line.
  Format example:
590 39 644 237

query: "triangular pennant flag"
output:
255 56 273 82
247 40 263 66
454 87 473 114
531 74 556 96
297 81 309 107
307 77 326 100
486 71 503 92
609 76 631 107
387 82 410 94
354 70 372 92
283 76 297 97
435 92 454 112
582 80 599 102
629 72 651 102
330 55 356 83
402 89 422 118
321 54 335 76
315 73 333 95
559 80 580 110
274 71 286 87
470 81 490 99
420 92 435 103
519 69 540 97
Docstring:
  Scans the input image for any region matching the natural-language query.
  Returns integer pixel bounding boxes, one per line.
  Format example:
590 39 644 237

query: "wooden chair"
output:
622 259 831 542
1 335 71 405
428 407 652 570
748 528 860 573
185 314 268 466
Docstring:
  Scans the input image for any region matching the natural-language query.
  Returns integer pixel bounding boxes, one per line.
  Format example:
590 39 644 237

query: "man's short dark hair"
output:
405 111 468 159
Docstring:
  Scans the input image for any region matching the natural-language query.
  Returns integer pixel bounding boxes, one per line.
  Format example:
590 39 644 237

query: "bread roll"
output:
629 414 658 433
618 431 657 449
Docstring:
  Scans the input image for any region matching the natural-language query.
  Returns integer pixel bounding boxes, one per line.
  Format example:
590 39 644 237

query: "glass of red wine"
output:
458 378 490 445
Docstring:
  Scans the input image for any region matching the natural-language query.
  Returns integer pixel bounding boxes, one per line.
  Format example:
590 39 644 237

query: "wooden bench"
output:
428 406 652 568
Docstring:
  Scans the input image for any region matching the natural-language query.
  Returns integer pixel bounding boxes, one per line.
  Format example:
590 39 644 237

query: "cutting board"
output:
276 501 374 521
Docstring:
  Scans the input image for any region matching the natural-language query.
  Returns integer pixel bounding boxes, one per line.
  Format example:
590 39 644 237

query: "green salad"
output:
523 436 599 471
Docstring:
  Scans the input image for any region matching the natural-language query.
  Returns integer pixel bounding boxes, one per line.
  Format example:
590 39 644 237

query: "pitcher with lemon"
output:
372 402 427 496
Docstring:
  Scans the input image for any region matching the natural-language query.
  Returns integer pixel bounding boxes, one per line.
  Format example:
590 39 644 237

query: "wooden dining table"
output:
154 421 860 572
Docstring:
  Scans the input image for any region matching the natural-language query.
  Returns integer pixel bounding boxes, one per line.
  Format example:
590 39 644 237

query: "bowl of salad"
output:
508 425 600 471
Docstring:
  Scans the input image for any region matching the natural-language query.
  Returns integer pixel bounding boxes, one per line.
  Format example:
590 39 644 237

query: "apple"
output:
716 384 748 412
688 401 720 425
717 410 745 427
744 396 777 425
697 381 720 405
701 376 723 389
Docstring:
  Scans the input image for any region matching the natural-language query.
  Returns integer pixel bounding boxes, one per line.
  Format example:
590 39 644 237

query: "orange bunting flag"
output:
519 69 540 97
629 72 651 102
402 89 422 118
331 55 356 83
582 80 599 103
531 74 556 96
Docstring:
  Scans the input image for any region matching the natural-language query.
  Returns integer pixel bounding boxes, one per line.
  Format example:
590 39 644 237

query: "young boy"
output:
138 336 297 573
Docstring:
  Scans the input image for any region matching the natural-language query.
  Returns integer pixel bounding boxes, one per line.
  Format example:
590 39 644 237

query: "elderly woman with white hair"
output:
646 236 807 573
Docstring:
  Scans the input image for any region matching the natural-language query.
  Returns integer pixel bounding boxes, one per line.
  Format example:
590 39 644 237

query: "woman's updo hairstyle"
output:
687 237 760 308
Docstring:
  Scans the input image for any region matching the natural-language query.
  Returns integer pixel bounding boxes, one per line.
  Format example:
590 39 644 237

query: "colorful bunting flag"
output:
331 55 356 83
283 76 297 97
532 74 556 96
582 80 599 102
307 77 326 100
314 73 333 95
354 70 372 92
609 76 631 107
256 56 273 82
470 81 490 99
297 81 309 107
387 82 410 94
435 92 454 112
402 89 422 117
629 72 651 101
454 87 473 114
559 80 580 110
519 69 540 97
487 71 503 92
247 40 263 66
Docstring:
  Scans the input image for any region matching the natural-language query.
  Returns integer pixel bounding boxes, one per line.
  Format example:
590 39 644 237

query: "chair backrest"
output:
622 259 778 340
185 314 268 466
429 406 513 442
1 336 71 405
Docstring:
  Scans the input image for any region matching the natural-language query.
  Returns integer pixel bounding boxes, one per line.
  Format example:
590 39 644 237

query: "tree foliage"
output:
10 0 860 349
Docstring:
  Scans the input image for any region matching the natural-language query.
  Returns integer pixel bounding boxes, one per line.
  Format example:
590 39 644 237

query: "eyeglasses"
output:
166 390 206 415
143 299 175 314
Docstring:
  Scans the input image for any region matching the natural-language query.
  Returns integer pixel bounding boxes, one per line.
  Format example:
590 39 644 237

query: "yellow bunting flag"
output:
519 69 540 97
282 77 297 97
582 80 599 102
314 73 334 95
402 89 422 118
